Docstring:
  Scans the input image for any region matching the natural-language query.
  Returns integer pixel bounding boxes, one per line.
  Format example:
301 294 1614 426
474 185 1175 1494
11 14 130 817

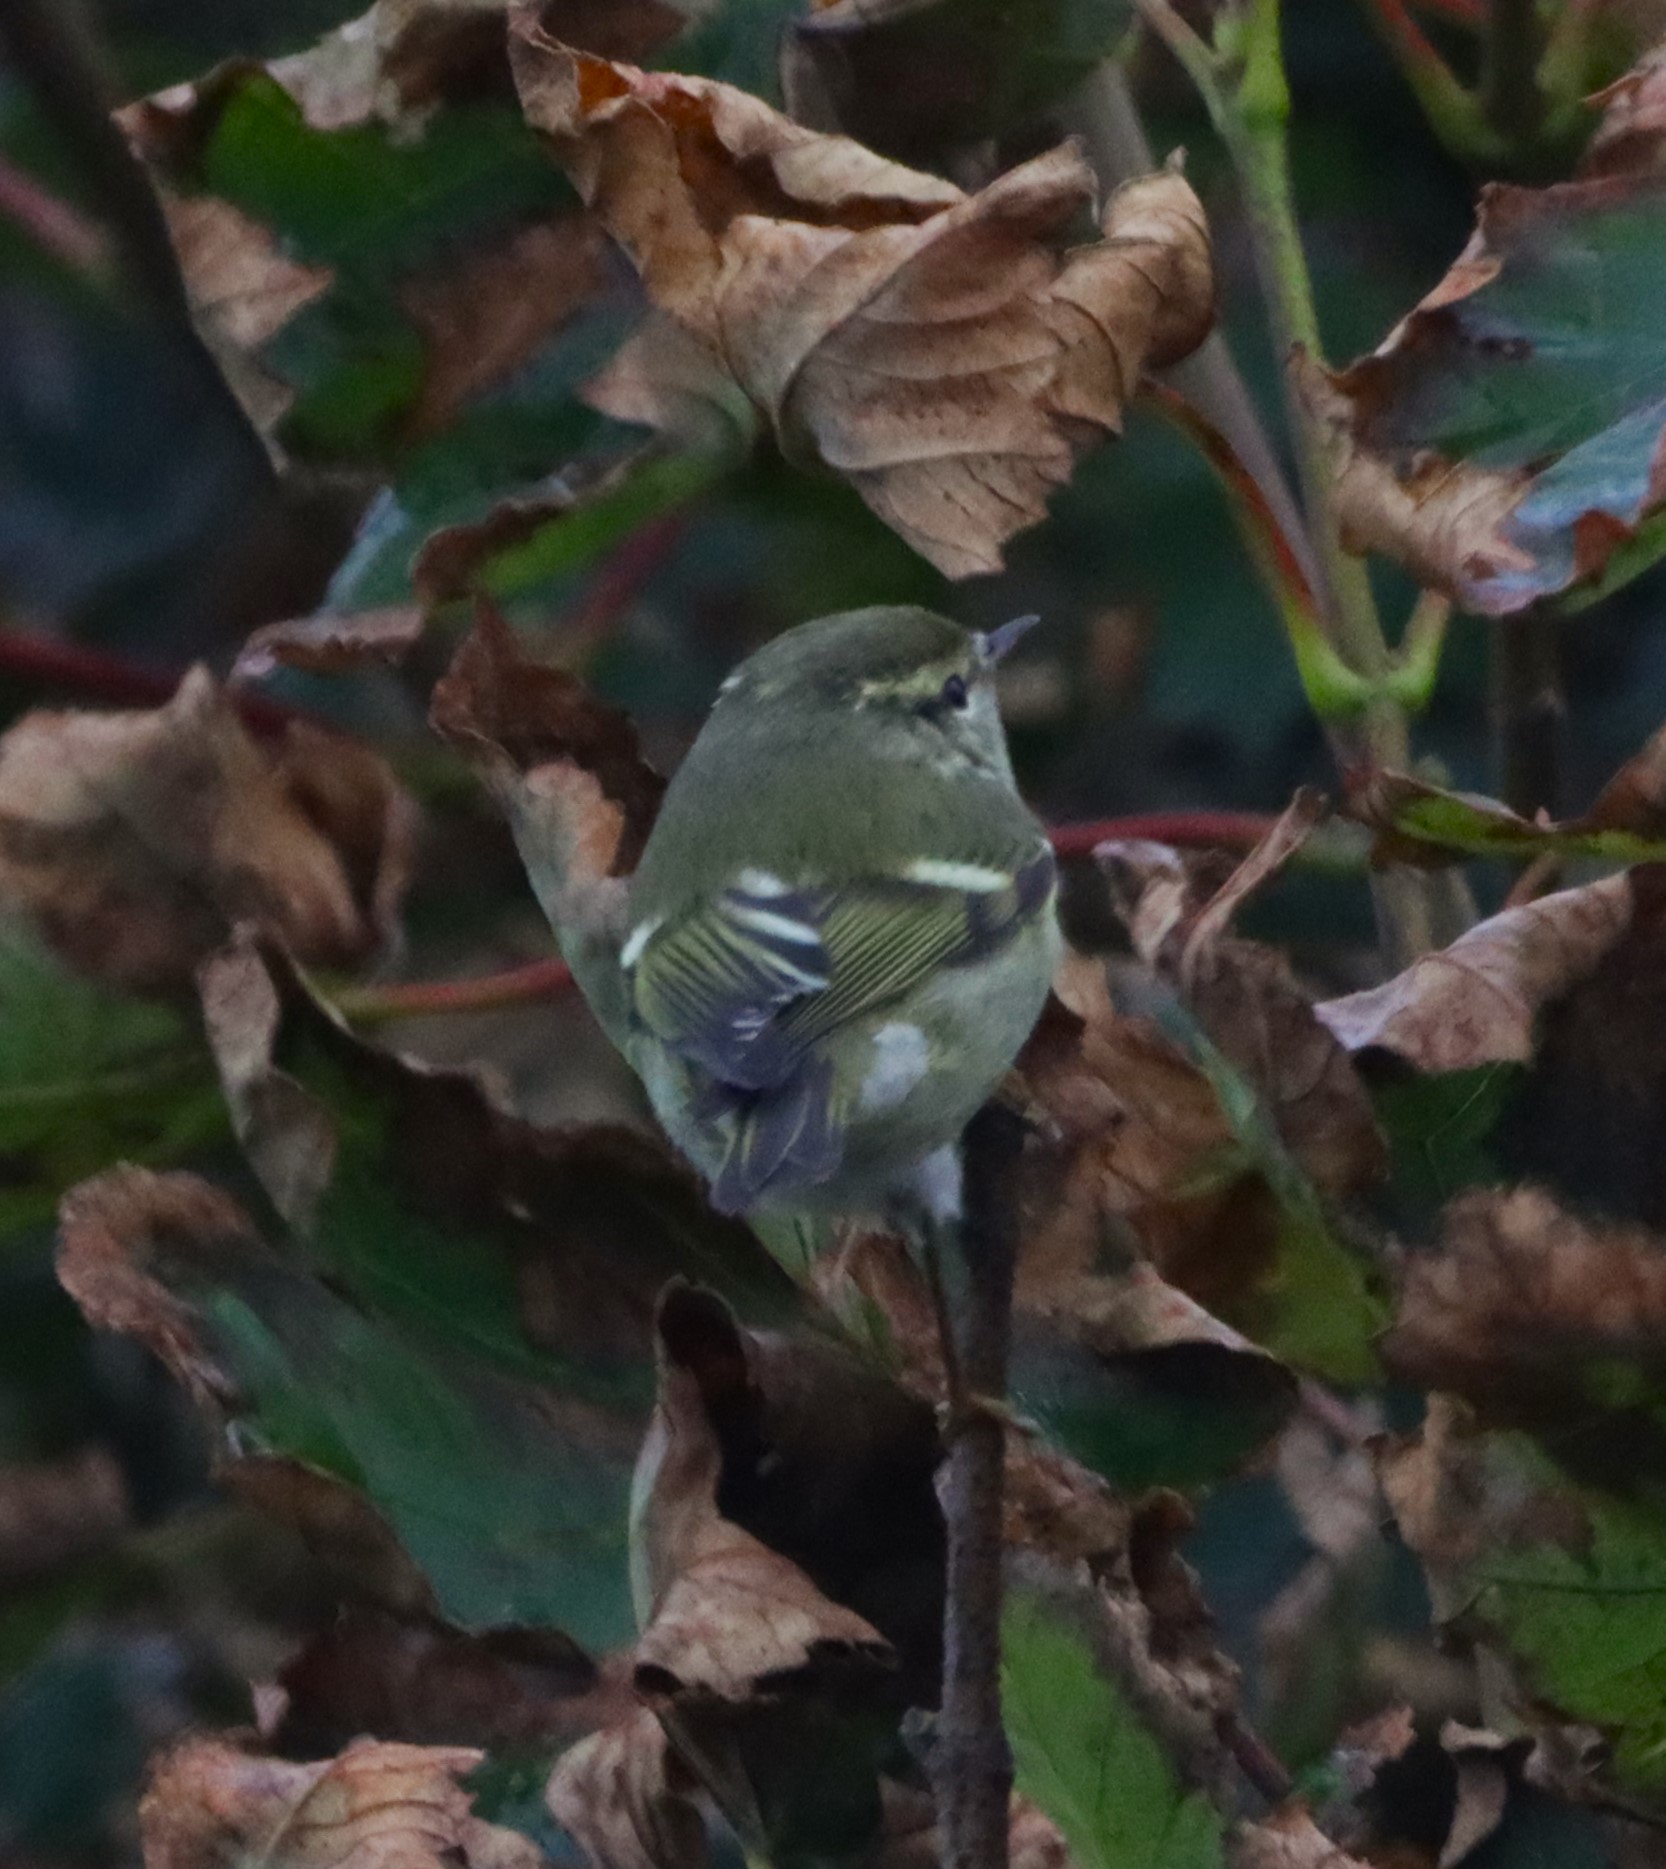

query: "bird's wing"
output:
627 844 1054 1213
628 847 1055 1093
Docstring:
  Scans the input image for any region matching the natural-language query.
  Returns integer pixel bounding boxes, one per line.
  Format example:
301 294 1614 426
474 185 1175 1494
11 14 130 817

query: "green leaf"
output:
0 928 224 1238
176 935 797 1642
1013 1338 1294 1493
206 1279 636 1643
1373 1062 1521 1215
1327 175 1666 614
1353 768 1666 866
1156 1000 1386 1385
125 48 645 604
1387 1414 1666 1800
1003 1590 1224 1869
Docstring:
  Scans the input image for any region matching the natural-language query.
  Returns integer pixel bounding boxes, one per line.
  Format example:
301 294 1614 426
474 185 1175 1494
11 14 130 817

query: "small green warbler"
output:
621 605 1059 1220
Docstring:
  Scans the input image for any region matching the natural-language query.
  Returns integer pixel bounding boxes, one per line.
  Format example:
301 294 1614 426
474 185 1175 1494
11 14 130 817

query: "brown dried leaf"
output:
1021 819 1384 1383
1386 1186 1666 1464
628 1284 900 1860
862 1781 1075 1869
1022 963 1237 1223
546 1709 709 1869
1298 357 1530 613
1376 1398 1589 1625
510 18 1213 576
1315 873 1634 1070
401 216 611 439
0 670 416 994
165 196 334 349
276 1612 616 1754
430 602 664 1042
633 1287 899 1684
1229 1806 1371 1869
140 1733 541 1869
584 314 757 453
1099 798 1385 1197
57 1167 266 1415
160 194 333 436
234 607 426 681
1584 43 1666 177
125 22 610 450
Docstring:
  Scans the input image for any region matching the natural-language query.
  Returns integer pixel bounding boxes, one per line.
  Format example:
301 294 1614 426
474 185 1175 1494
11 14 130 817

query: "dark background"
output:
1 2 1660 1859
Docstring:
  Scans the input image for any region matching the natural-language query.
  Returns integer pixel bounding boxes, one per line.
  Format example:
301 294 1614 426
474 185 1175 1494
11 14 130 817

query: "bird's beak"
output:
979 614 1041 663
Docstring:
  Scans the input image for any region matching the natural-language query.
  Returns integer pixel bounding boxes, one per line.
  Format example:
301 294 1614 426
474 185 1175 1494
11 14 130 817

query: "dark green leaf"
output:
1384 1412 1666 1800
1325 176 1666 614
1372 1063 1520 1215
0 928 224 1238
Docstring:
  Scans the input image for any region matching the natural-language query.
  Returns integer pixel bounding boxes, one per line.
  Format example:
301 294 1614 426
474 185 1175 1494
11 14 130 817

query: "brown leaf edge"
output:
56 1164 438 1616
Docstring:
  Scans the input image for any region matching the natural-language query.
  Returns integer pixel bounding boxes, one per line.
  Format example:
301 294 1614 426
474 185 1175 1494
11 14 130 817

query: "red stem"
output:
1367 0 1458 75
0 153 107 272
337 813 1276 1022
337 957 575 1023
1047 812 1274 859
0 628 304 735
565 507 692 654
1416 0 1485 25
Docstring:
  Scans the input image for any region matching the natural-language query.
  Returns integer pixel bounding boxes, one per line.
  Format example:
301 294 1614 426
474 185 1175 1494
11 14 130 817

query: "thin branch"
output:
1062 61 1322 600
1490 609 1563 820
932 1103 1025 1869
1134 0 1441 969
1217 1714 1295 1805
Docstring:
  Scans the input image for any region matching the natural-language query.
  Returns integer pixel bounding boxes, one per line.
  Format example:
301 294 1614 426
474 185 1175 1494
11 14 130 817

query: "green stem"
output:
1223 6 1391 687
1135 0 1436 964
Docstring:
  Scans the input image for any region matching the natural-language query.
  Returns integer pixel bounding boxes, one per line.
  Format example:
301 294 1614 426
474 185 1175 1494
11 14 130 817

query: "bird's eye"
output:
940 674 970 710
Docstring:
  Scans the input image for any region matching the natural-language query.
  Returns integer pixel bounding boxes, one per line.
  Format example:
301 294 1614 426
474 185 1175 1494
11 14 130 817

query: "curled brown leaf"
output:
510 16 1213 576
1584 42 1666 177
1316 873 1633 1070
1298 357 1530 614
276 1611 614 1755
0 669 415 994
628 1284 901 1861
430 602 664 1042
234 607 425 682
1386 1186 1666 1459
546 1710 709 1869
140 1733 542 1869
1097 798 1384 1199
160 194 333 435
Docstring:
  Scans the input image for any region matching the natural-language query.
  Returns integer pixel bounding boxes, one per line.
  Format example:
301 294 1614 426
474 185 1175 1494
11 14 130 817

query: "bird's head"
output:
715 605 1038 777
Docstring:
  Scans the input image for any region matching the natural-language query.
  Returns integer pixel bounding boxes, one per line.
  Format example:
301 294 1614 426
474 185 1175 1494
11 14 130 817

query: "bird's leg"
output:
919 1221 967 1425
904 1145 1035 1440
